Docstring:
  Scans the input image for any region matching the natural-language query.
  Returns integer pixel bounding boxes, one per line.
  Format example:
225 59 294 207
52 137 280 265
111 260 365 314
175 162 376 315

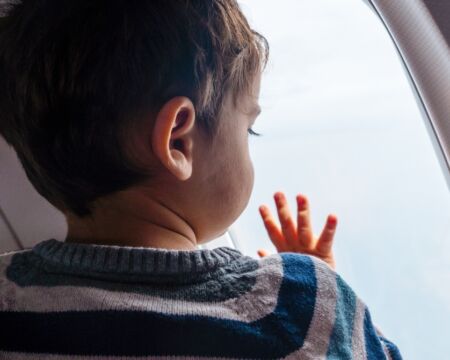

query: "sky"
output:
214 0 450 358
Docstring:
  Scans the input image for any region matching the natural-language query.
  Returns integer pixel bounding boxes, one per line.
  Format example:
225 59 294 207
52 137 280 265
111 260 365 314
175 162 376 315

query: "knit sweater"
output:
0 239 402 359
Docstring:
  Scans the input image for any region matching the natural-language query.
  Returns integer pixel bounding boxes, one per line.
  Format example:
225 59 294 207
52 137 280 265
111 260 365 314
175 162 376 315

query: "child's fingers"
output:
296 194 314 250
274 192 297 244
257 249 270 258
259 205 287 251
316 214 338 255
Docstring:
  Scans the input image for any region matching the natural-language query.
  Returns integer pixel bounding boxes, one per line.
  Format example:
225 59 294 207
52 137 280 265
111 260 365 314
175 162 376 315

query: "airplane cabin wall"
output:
0 215 19 253
425 0 450 42
0 136 67 253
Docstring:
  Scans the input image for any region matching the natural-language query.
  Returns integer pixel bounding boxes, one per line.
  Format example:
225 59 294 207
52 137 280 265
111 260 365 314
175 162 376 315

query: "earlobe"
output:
152 96 195 181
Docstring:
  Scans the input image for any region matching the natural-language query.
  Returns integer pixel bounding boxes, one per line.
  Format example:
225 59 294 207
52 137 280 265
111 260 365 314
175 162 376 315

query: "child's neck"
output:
64 188 198 250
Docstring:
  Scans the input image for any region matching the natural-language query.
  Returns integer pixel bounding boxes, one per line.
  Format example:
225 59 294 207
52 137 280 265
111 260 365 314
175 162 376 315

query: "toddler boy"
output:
0 0 402 358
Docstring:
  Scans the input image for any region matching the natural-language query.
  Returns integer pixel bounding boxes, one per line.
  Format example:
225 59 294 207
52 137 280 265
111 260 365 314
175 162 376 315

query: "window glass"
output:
225 1 450 358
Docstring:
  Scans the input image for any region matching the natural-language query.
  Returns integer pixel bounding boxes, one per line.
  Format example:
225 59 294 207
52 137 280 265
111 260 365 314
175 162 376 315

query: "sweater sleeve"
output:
320 256 402 360
280 253 403 360
364 309 403 360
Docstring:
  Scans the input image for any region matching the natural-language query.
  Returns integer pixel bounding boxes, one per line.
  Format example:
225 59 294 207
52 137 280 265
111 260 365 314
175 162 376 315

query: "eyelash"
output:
248 127 262 137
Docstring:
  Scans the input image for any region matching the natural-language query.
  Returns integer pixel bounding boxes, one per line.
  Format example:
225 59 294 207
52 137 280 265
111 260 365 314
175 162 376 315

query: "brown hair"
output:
0 0 269 217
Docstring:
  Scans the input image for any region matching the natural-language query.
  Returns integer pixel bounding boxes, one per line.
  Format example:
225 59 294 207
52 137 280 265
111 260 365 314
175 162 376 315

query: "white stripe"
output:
0 249 29 257
381 341 392 360
351 298 368 360
0 253 283 323
283 257 338 360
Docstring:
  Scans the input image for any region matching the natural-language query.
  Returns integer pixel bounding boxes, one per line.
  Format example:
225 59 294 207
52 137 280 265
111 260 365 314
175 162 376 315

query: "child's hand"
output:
257 192 338 270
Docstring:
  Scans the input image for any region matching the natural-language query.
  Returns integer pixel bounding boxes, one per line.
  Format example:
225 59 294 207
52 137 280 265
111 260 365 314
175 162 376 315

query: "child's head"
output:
0 0 269 244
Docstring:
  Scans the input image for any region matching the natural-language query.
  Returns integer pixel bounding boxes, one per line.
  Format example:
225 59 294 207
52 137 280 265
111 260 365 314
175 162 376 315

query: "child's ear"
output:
152 96 195 181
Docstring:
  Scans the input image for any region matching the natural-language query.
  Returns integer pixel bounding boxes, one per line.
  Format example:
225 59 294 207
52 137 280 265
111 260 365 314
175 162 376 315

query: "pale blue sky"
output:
226 1 450 358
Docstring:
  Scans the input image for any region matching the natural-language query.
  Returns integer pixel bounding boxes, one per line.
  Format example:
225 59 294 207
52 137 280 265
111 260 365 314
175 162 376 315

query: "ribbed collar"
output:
32 239 244 276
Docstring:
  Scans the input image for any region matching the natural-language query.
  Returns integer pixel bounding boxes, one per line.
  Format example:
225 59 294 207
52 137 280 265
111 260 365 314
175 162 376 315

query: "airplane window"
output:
225 0 450 359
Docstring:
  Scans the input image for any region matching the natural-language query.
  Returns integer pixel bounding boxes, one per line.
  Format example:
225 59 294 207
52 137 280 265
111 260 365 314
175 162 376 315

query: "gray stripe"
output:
32 239 244 275
284 257 338 359
326 274 357 359
0 254 284 323
351 298 368 360
6 250 259 302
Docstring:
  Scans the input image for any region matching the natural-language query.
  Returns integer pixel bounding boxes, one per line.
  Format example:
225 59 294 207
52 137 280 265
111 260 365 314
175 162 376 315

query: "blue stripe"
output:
0 253 317 358
326 274 357 359
379 336 403 360
363 307 388 360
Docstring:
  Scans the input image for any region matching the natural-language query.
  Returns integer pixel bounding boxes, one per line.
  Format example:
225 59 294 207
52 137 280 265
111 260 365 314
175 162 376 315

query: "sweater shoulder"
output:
277 252 332 287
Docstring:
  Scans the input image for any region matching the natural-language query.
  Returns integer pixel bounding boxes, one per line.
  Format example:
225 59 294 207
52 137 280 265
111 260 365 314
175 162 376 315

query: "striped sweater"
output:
0 239 402 359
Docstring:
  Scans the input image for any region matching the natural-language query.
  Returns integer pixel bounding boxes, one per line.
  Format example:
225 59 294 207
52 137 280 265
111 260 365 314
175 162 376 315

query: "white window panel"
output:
230 1 450 359
199 231 237 251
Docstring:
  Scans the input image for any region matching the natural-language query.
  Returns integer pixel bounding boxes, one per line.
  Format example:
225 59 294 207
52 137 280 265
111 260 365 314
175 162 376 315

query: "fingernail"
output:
297 195 305 206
